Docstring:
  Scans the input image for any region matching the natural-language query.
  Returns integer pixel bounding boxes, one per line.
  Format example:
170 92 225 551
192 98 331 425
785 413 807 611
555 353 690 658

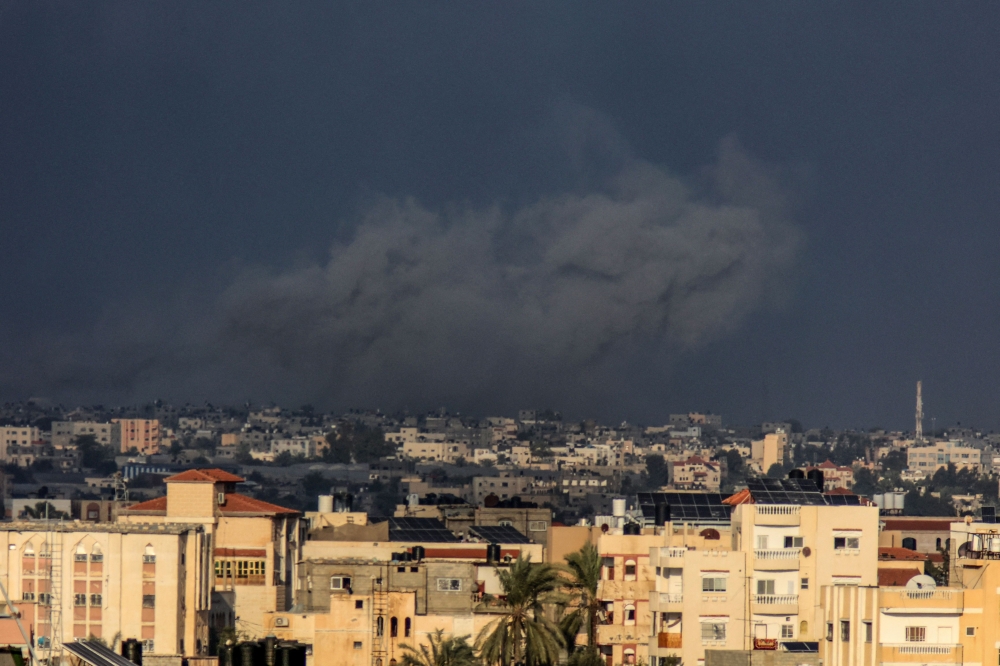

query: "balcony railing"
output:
753 594 798 605
882 643 963 662
659 593 683 603
755 548 801 560
756 505 800 515
660 547 687 558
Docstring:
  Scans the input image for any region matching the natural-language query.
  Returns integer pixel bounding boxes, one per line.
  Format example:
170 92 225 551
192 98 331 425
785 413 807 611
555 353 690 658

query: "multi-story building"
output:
118 469 301 637
0 520 212 659
907 440 982 475
51 422 112 450
798 460 854 491
0 426 40 460
270 436 317 458
669 456 721 491
112 419 161 454
751 431 788 473
401 440 471 463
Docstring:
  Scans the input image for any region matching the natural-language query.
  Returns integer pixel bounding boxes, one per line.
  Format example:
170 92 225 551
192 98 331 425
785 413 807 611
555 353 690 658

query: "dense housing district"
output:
0 397 998 666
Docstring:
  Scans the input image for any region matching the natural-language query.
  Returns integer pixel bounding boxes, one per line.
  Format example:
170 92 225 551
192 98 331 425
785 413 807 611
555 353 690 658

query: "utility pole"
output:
915 381 924 443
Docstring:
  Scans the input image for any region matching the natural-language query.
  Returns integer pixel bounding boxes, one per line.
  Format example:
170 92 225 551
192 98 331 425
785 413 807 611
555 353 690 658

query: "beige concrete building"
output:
751 431 788 473
0 426 40 460
118 469 301 639
907 440 982 475
112 419 162 454
0 520 211 660
51 421 112 450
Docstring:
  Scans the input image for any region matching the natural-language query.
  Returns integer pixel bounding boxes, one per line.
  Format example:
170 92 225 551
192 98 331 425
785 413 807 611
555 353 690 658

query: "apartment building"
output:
907 440 982 475
646 479 879 666
669 456 721 491
402 440 471 463
798 460 854 491
112 419 161 454
51 421 112 450
0 520 212 659
118 469 301 637
0 426 40 460
270 436 318 458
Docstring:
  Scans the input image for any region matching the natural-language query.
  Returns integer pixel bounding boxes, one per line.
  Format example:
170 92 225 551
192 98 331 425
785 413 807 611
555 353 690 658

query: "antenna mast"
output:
915 381 924 443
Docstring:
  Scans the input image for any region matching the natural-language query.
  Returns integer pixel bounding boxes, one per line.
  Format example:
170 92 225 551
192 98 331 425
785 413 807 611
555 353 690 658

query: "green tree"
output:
881 449 907 473
400 629 478 666
559 543 603 666
476 556 564 666
644 455 669 489
76 434 117 475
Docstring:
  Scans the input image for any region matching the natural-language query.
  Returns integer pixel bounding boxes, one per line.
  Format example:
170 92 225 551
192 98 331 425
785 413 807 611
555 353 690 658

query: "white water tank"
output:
318 495 334 513
612 498 627 518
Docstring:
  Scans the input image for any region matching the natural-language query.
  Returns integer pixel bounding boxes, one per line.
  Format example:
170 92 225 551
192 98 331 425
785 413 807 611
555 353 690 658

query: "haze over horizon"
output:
3 4 1000 431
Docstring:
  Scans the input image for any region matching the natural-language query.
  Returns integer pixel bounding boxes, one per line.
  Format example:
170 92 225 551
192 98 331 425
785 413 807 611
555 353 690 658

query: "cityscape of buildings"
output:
0 394 997 666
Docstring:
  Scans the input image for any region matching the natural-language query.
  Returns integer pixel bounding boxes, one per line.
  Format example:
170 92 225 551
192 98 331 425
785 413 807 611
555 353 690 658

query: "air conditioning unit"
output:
218 493 226 506
274 617 289 627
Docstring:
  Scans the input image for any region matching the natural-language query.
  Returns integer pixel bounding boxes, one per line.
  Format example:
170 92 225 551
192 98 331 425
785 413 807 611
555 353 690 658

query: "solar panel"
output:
64 641 139 666
637 492 732 524
982 507 996 524
780 642 818 653
748 478 827 505
388 517 460 543
469 525 533 544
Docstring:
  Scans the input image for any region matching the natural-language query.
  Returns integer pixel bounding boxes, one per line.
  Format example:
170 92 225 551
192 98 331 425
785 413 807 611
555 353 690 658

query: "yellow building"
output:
118 469 301 639
112 419 161 454
0 520 211 659
751 431 788 473
907 440 982 475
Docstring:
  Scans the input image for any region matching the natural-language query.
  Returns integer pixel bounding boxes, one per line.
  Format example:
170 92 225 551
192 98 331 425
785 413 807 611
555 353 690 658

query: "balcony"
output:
754 548 801 571
881 644 963 663
655 593 683 612
880 588 963 613
751 594 798 615
658 547 686 567
754 505 800 526
657 633 682 649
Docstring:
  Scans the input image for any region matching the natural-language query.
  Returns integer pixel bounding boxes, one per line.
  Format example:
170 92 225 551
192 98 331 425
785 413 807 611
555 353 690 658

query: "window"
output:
656 567 661 576
144 546 156 564
91 594 102 606
784 536 804 548
781 625 794 639
756 580 775 595
143 641 154 654
625 605 636 622
826 623 834 641
864 622 873 642
966 627 976 637
353 642 363 650
390 617 398 637
702 577 727 592
905 627 926 642
528 521 547 532
902 537 917 550
398 566 406 573
376 617 384 636
624 561 636 577
355 600 364 609
437 578 462 592
74 594 87 606
404 618 411 638
331 576 352 590
701 623 726 641
142 595 155 609
756 535 769 549
834 537 860 549
498 520 513 527
841 621 850 641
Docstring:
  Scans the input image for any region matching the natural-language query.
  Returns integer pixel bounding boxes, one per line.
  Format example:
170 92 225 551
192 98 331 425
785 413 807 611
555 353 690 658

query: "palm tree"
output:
400 629 478 666
560 543 604 666
476 555 564 666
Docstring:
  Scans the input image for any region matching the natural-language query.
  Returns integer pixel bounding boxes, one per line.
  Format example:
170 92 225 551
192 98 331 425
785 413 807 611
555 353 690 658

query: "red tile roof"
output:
723 489 752 505
879 547 927 561
121 492 298 516
878 568 922 586
824 487 855 495
165 469 245 483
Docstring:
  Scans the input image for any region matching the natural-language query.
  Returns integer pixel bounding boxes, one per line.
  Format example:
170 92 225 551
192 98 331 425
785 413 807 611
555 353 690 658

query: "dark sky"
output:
2 2 1000 429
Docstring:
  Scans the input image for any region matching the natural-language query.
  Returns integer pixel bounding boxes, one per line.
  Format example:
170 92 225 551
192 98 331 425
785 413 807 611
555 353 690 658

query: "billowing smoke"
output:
212 136 799 412
0 133 800 416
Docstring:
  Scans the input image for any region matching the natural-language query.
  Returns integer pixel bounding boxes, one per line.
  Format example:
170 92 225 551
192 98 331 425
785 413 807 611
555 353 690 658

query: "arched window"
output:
624 604 636 624
800 621 808 635
75 545 87 562
624 560 637 580
390 617 398 638
376 616 384 636
936 538 942 549
91 544 103 562
902 537 917 551
144 545 156 564
404 618 411 637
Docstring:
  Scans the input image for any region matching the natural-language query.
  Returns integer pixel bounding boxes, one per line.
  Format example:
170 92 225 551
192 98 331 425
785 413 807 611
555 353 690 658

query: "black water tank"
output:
788 469 805 479
264 635 278 666
486 543 502 563
654 503 669 527
623 522 641 535
122 639 142 666
412 545 425 561
807 469 825 493
238 641 261 666
219 644 235 666
279 644 307 666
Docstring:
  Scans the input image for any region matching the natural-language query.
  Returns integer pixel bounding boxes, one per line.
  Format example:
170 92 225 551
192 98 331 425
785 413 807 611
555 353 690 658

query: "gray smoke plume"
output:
0 131 800 415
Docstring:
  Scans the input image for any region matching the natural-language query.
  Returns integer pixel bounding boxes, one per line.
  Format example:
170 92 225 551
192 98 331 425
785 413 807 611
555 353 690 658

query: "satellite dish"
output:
906 574 937 590
958 541 972 558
